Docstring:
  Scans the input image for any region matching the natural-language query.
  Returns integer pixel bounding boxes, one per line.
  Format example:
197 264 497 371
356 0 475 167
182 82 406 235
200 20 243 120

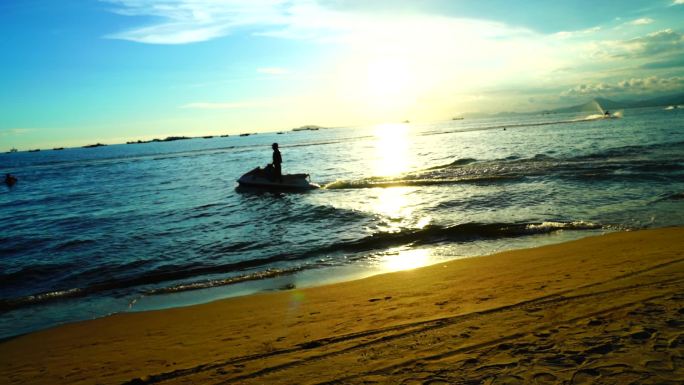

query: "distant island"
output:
292 125 326 132
83 143 107 148
126 136 191 144
7 92 681 154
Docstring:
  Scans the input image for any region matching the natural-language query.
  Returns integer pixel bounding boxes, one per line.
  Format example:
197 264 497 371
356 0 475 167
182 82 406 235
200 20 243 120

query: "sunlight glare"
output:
366 58 412 102
382 248 432 272
373 123 409 176
374 187 411 220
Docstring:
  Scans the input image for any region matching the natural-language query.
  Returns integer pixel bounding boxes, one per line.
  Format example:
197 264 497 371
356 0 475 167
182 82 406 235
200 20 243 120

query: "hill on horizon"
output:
544 92 684 114
464 92 684 118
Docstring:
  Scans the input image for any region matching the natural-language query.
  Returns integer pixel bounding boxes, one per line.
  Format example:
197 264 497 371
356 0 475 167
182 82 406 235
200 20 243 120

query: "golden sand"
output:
2 227 683 384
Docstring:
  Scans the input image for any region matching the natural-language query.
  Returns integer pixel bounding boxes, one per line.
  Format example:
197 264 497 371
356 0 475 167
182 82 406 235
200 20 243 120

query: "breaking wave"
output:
324 140 684 190
0 220 611 311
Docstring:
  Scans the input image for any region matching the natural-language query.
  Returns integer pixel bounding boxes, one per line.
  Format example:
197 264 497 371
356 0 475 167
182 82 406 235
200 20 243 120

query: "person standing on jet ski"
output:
272 143 283 183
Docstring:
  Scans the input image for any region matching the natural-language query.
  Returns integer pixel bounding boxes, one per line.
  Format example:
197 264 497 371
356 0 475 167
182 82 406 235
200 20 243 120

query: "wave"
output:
139 221 609 296
656 192 684 202
422 113 625 137
0 220 609 311
54 239 95 251
323 175 520 189
427 158 478 170
317 221 606 252
581 111 622 120
325 139 684 190
141 267 305 296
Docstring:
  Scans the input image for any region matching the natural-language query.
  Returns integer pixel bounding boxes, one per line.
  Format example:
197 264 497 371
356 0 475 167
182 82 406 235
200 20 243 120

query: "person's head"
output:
272 143 279 150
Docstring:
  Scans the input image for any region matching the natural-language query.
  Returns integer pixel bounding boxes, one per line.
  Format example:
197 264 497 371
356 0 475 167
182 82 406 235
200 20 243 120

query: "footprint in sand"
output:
532 372 557 385
490 374 524 385
570 368 600 384
644 359 674 371
422 379 449 385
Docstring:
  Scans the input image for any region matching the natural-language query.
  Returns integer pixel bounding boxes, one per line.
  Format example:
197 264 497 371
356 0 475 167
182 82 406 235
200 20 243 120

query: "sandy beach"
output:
2 227 684 385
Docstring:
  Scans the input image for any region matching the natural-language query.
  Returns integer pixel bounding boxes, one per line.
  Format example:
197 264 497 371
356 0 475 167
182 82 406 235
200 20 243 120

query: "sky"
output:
1 0 684 149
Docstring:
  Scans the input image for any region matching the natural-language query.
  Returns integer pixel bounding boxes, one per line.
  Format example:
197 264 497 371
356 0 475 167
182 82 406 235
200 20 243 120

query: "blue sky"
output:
1 0 683 149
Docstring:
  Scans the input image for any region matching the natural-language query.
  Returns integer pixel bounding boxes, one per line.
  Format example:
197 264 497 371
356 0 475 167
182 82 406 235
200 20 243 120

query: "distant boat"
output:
9 148 18 153
452 117 464 120
239 133 251 137
202 135 214 139
28 149 40 152
53 147 64 151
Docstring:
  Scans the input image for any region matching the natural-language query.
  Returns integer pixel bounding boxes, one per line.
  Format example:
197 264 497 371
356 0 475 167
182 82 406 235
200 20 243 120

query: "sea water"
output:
1 107 683 339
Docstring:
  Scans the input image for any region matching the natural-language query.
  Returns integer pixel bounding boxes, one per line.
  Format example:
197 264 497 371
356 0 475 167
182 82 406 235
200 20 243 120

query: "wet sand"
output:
2 227 683 385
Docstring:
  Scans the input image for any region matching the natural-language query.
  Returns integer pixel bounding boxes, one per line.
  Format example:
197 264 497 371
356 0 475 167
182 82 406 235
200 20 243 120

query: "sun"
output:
366 58 412 99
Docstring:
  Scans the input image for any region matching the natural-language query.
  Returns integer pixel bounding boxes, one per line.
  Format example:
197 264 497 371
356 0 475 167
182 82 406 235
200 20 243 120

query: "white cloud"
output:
0 128 35 136
179 101 268 109
561 82 614 96
257 67 289 75
102 0 297 44
562 76 684 96
673 0 684 5
629 17 654 25
101 0 539 48
553 26 601 39
616 76 684 90
592 29 684 59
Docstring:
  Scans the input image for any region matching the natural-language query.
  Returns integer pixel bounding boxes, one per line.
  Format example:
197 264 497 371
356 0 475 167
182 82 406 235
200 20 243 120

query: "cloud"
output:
562 76 684 96
629 17 654 25
101 0 539 47
257 67 289 75
674 0 684 5
0 128 35 136
102 0 297 44
640 56 684 69
553 26 601 39
594 29 684 59
561 82 615 96
179 101 268 109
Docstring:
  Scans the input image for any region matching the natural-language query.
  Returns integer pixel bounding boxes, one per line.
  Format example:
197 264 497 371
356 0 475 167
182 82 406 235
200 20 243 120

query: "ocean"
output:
1 106 683 339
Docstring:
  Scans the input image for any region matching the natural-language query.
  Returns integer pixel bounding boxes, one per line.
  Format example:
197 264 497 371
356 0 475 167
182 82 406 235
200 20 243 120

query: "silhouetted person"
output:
4 173 17 187
604 110 611 117
272 143 282 183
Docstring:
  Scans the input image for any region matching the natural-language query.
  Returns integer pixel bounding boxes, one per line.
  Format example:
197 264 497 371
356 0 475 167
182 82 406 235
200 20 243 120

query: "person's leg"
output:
275 165 282 182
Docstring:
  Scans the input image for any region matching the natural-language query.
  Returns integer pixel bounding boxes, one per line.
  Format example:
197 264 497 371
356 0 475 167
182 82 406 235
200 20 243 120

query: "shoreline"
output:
2 227 683 384
1 227 606 340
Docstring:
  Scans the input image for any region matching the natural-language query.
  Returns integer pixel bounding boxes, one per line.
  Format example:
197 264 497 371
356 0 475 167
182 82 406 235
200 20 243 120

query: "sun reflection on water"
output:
372 123 410 177
381 248 432 272
375 187 410 220
370 123 414 228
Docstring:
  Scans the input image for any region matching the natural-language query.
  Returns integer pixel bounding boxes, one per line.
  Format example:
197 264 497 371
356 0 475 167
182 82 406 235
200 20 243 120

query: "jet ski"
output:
237 165 320 191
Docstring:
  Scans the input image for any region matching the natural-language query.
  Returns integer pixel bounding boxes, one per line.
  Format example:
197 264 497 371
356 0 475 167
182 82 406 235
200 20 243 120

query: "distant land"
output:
543 92 684 114
5 93 683 153
292 125 326 132
464 92 684 118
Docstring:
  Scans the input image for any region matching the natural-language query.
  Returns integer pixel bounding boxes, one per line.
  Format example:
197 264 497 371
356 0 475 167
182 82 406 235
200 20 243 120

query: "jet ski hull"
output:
237 168 320 191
